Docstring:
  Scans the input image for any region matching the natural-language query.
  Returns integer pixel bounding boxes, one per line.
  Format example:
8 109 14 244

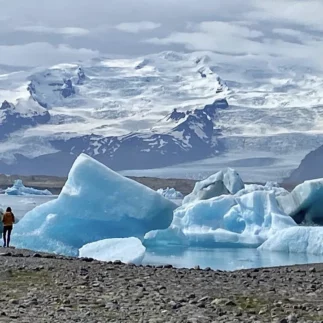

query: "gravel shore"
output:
0 248 322 322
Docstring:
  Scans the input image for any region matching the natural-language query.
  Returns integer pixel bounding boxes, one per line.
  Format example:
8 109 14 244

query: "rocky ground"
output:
0 248 322 323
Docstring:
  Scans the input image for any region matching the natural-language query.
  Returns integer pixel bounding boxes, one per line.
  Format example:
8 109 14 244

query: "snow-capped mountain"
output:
1 51 323 178
0 99 49 140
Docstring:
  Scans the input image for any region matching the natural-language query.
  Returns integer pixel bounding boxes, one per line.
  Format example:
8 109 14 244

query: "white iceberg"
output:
145 176 323 254
183 168 244 205
277 179 323 225
12 154 177 256
79 237 146 265
145 190 296 248
5 179 52 196
259 226 323 255
157 187 183 200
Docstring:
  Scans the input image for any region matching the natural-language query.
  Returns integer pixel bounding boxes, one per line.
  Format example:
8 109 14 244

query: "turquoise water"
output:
143 247 323 271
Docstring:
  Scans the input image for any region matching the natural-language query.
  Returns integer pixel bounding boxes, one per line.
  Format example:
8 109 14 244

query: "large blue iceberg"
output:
5 180 52 196
12 154 177 256
145 175 323 253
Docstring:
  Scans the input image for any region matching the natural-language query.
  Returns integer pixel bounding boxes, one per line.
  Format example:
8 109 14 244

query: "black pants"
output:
3 225 12 246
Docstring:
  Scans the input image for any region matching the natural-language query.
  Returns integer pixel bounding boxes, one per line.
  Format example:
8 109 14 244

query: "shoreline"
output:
0 247 322 322
0 174 197 195
0 174 299 195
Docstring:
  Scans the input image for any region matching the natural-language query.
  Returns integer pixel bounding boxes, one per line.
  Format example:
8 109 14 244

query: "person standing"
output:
0 208 3 242
2 207 15 248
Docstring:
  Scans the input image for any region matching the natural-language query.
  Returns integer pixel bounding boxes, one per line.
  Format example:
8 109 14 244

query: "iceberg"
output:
5 179 52 196
277 179 323 225
145 190 296 248
235 183 289 198
259 226 323 255
183 168 244 205
79 237 146 265
157 187 183 200
12 154 177 256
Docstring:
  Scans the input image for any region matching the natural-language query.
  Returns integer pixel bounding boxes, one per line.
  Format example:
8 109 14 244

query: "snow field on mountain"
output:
2 51 323 179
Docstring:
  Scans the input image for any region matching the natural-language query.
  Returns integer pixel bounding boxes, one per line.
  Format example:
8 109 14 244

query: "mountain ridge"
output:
1 51 323 178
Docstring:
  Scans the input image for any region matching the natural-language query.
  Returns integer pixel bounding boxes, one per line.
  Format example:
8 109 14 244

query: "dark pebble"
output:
163 264 173 269
32 253 42 258
81 257 94 262
113 260 122 265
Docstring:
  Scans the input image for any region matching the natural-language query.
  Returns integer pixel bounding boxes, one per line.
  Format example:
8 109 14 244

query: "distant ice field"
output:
2 51 323 179
121 151 305 182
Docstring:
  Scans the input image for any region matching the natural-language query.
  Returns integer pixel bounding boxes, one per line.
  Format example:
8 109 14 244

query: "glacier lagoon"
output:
3 156 323 271
2 191 323 271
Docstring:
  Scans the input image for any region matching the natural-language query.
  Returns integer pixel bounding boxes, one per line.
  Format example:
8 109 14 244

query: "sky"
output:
0 0 323 70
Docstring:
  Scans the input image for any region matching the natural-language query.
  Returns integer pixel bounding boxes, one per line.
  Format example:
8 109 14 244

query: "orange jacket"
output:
2 212 14 226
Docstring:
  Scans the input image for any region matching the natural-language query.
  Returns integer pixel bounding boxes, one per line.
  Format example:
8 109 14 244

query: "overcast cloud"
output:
0 0 323 69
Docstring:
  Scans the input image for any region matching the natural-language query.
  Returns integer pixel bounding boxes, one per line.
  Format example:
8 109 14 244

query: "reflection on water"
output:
143 247 323 271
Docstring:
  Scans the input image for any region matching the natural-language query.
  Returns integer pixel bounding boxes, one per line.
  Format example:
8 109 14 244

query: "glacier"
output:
79 237 146 265
5 179 52 196
11 154 177 256
183 168 244 204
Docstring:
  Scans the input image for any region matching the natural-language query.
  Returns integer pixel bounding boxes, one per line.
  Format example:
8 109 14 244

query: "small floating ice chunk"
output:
5 179 52 196
157 187 183 199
